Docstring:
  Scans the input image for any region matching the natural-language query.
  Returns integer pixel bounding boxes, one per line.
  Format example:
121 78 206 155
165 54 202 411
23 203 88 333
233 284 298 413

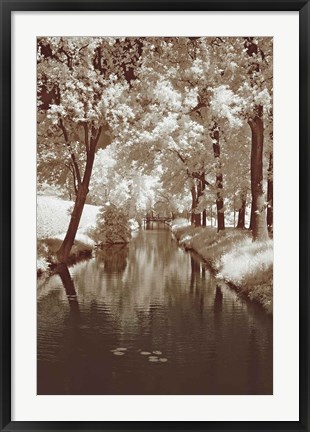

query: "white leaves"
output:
210 85 242 126
183 87 199 111
109 73 118 82
153 79 181 111
152 112 180 136
190 58 204 78
46 104 66 124
255 88 272 110
38 36 273 219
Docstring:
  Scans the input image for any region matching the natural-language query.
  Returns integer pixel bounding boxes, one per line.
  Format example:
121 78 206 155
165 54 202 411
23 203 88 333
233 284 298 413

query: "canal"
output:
37 227 273 395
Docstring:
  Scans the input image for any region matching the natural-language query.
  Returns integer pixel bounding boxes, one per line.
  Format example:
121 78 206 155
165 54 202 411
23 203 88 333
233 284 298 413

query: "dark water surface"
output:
37 228 273 395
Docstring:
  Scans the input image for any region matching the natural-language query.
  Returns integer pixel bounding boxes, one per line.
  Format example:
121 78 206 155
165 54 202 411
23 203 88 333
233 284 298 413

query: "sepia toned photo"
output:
37 36 273 395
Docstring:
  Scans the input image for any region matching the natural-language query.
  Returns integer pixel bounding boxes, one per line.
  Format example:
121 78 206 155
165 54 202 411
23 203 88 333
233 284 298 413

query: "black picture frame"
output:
1 1 309 430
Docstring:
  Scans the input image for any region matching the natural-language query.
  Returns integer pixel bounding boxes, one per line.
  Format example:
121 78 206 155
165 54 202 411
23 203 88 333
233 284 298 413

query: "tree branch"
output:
174 150 186 163
172 149 213 189
65 162 78 195
83 123 89 154
79 44 89 53
59 118 82 187
82 122 104 155
192 171 213 188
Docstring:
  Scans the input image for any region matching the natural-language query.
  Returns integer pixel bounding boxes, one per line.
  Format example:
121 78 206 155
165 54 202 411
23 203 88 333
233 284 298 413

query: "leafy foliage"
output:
90 204 131 245
37 36 273 251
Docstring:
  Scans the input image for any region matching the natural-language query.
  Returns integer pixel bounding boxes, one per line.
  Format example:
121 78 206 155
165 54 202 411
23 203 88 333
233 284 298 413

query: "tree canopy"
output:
37 36 273 261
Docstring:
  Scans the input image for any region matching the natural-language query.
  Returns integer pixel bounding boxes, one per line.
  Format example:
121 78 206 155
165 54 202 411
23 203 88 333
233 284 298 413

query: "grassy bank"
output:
171 220 273 314
37 237 93 276
37 196 99 275
37 196 139 276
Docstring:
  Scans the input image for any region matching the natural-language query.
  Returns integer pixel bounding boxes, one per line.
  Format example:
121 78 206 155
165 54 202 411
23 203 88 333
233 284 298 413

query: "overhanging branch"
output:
59 118 82 187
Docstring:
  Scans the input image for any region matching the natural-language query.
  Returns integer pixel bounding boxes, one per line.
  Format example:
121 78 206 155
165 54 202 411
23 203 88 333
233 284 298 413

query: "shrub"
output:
90 204 131 245
171 218 190 232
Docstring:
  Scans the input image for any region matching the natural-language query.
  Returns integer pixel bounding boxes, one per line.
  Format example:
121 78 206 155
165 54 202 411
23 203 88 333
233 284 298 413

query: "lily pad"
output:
153 351 162 355
113 351 125 356
159 358 168 362
140 351 151 355
149 357 159 362
115 348 127 351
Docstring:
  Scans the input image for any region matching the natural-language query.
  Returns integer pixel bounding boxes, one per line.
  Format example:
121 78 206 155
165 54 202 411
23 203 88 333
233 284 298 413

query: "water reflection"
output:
38 229 272 395
95 244 129 274
57 263 78 300
214 285 223 315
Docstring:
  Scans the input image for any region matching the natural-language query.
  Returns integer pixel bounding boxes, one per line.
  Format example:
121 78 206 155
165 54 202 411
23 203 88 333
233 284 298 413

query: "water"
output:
37 227 273 395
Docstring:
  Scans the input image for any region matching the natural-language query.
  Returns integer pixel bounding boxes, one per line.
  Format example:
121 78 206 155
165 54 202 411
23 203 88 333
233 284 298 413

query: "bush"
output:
90 204 131 245
171 218 190 231
37 256 49 275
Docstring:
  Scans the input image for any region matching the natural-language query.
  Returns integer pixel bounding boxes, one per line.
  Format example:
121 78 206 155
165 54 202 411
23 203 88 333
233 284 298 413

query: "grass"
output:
37 196 98 239
37 196 98 276
37 196 139 276
172 220 273 313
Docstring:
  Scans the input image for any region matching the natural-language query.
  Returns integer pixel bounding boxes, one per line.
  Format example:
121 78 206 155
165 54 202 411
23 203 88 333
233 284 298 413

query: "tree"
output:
266 150 273 232
90 204 131 245
203 37 272 238
90 146 162 224
37 37 143 262
210 121 225 230
37 36 273 245
243 37 272 241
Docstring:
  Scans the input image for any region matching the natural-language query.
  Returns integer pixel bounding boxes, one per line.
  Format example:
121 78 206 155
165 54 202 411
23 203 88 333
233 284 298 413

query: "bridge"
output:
143 215 171 225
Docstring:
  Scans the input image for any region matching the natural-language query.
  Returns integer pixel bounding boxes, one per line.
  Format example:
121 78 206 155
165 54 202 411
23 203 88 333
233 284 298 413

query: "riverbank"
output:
37 196 139 276
171 220 273 314
37 196 99 276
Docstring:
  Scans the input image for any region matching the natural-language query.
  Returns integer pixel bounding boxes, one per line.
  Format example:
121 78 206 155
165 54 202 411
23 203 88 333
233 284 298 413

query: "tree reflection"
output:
190 256 199 293
213 285 223 331
189 256 206 313
95 244 129 274
57 263 80 315
56 263 83 393
214 285 223 314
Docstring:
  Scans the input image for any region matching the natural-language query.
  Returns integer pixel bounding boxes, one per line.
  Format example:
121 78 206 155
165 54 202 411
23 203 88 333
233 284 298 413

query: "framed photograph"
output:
1 0 309 430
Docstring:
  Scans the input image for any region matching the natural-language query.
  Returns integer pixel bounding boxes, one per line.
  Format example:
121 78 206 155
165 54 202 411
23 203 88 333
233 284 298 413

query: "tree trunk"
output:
216 195 225 232
57 150 96 262
56 121 102 263
244 38 268 241
248 107 269 242
249 201 254 231
190 184 201 227
237 193 246 229
201 176 207 227
194 213 201 226
195 182 202 226
190 186 197 225
210 123 225 232
267 151 273 232
202 209 207 227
